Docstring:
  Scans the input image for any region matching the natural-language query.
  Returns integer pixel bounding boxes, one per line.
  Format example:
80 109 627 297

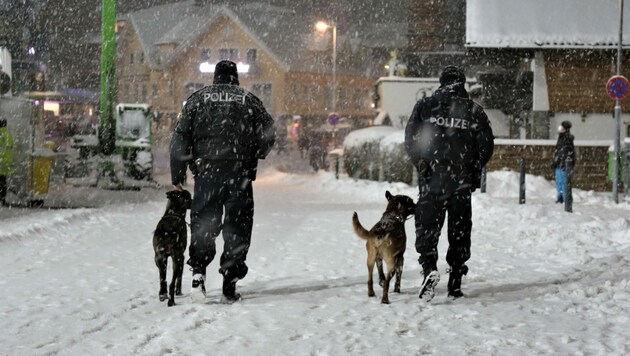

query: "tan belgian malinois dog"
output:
352 191 415 304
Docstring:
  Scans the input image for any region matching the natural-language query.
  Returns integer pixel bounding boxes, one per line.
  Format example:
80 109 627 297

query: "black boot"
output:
222 278 242 303
447 265 468 299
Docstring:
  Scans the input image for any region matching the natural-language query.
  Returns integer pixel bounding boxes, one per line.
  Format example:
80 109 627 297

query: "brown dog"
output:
153 189 192 306
352 191 415 304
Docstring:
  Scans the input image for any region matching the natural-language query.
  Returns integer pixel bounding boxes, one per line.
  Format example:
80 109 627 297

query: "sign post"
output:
607 74 628 204
608 0 626 203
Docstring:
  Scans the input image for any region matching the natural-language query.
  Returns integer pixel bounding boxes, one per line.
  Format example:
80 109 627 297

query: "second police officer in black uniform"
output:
405 65 494 301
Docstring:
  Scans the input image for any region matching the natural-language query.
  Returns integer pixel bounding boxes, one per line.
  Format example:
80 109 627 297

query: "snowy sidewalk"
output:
1 162 629 354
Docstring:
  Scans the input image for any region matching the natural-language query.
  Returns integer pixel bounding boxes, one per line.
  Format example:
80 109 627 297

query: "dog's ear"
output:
385 191 392 201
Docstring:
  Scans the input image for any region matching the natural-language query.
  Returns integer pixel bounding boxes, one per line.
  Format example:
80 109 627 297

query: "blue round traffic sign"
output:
327 112 340 125
606 75 630 100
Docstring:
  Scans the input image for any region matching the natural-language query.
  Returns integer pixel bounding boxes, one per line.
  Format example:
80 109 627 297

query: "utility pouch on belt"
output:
193 158 208 175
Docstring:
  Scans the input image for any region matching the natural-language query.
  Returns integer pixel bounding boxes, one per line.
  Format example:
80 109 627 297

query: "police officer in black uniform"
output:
170 60 276 302
405 65 494 301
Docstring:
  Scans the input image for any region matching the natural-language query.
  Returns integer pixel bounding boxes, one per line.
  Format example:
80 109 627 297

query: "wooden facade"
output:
115 10 377 126
487 141 616 192
544 50 630 114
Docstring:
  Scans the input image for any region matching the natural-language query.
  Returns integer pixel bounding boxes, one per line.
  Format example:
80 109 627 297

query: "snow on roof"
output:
125 1 404 74
128 1 199 69
466 0 630 49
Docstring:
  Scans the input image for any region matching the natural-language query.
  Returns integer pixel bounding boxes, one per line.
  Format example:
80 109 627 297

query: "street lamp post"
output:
316 21 337 113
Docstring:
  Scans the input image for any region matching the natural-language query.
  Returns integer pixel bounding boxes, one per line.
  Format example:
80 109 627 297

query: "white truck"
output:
114 103 153 180
373 76 509 137
70 103 154 181
374 77 443 129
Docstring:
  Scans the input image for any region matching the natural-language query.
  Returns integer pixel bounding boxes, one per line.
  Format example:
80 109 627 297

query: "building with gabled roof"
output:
467 0 630 140
116 0 396 131
405 0 630 140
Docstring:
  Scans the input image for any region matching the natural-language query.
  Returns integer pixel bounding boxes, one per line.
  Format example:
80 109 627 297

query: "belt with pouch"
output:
192 158 251 175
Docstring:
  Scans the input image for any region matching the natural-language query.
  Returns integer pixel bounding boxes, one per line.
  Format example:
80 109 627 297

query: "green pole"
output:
98 0 116 155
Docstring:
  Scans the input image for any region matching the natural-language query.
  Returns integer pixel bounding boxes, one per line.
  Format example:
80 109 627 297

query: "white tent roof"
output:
466 0 630 49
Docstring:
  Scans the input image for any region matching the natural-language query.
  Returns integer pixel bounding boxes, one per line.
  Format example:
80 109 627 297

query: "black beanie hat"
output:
440 65 466 86
214 60 239 85
0 118 6 127
561 121 572 130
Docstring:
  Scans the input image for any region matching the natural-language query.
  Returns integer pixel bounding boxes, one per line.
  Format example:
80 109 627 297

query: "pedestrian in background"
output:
170 60 276 303
552 121 575 204
0 118 14 206
404 65 494 301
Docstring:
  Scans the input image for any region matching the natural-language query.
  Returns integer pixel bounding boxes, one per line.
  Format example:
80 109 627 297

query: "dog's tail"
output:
352 212 372 240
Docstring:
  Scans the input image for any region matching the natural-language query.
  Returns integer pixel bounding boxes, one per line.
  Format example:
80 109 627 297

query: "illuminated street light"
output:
199 62 250 74
315 20 337 113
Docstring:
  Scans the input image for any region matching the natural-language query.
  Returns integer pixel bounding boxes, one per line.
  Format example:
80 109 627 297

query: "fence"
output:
342 137 618 193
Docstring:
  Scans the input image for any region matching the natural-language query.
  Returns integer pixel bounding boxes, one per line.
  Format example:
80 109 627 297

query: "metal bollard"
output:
335 156 340 180
480 165 487 193
565 168 573 212
519 159 526 204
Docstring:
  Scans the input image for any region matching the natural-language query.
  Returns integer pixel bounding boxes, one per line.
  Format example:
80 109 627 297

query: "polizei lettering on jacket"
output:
429 116 470 129
204 92 246 104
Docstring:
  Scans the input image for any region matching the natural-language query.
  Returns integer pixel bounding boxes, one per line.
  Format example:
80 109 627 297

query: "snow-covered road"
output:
1 168 629 355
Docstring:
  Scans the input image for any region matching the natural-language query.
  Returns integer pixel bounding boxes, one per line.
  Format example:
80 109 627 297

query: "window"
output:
223 26 235 38
138 51 144 64
219 48 239 61
152 82 158 99
252 83 272 108
292 84 299 101
129 53 134 65
141 84 147 101
311 85 319 105
339 88 347 109
246 49 257 63
200 48 211 61
353 88 362 110
324 87 332 109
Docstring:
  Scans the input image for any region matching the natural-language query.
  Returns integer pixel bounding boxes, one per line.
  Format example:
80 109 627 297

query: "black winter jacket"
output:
404 83 494 194
553 132 575 170
170 84 276 185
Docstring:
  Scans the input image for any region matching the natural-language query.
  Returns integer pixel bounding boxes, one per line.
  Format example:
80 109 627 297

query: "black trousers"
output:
0 175 6 203
187 162 254 282
415 190 472 273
